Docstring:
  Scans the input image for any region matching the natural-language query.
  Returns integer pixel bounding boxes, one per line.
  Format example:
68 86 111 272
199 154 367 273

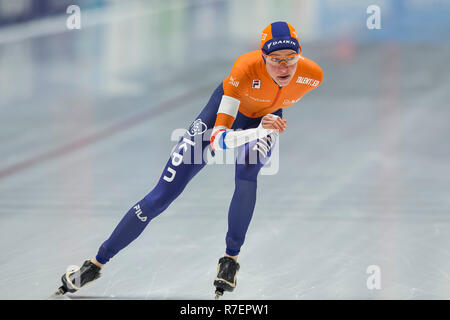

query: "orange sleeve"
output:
308 59 323 88
213 56 251 130
222 55 250 101
315 64 323 86
214 113 235 128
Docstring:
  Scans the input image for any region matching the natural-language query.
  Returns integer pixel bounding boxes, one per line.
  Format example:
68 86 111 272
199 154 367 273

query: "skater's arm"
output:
211 55 287 151
209 94 286 151
211 114 285 151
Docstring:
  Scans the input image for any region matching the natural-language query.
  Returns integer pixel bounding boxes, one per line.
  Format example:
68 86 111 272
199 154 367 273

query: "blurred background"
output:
0 0 449 299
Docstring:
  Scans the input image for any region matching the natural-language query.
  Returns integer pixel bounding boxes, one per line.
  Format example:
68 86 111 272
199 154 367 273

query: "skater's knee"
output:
232 179 257 203
235 138 276 181
235 165 261 182
143 192 170 216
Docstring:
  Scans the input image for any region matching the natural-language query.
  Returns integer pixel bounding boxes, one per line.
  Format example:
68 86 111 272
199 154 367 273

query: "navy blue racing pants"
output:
96 84 282 264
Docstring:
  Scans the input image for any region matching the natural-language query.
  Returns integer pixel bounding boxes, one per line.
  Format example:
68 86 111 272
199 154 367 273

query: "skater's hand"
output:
261 114 287 133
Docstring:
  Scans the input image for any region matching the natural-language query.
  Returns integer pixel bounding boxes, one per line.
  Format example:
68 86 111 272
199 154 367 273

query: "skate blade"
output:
214 288 224 300
48 287 66 299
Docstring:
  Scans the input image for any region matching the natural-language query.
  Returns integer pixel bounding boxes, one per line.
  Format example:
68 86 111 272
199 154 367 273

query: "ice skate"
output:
51 260 101 297
213 256 240 299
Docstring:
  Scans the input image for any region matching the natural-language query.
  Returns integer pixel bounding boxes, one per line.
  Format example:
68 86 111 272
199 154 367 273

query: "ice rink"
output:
0 0 450 299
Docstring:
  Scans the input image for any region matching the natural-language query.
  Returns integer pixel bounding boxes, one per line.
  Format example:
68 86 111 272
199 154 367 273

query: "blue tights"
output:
96 84 281 264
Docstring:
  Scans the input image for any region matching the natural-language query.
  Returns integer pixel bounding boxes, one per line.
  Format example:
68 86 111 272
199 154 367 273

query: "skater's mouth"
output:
276 74 291 83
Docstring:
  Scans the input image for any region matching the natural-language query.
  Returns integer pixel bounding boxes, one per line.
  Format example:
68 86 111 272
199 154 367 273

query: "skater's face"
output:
264 49 299 87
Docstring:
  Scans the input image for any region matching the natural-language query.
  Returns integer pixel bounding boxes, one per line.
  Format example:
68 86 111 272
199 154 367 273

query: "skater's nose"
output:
278 63 289 73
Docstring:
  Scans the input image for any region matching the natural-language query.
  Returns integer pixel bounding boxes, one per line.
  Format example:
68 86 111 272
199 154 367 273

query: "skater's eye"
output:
263 53 300 66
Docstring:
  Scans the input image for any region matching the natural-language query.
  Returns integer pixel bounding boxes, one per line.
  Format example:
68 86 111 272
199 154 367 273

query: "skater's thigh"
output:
234 130 279 181
152 84 224 188
189 83 224 138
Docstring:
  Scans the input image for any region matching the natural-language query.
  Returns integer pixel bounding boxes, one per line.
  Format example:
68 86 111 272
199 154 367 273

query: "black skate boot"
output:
52 260 101 296
214 256 240 299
